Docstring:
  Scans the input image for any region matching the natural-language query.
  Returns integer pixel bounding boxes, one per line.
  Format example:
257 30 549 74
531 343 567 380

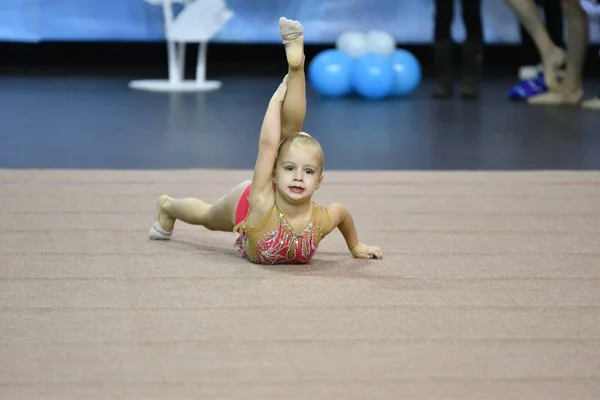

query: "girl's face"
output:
274 143 323 203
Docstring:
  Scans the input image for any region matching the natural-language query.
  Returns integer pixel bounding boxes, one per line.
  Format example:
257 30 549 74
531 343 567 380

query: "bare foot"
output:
279 17 304 68
149 195 175 240
541 47 566 90
581 97 600 110
528 87 583 106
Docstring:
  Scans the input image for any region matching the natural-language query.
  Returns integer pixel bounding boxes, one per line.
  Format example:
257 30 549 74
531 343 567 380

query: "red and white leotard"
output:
234 184 333 265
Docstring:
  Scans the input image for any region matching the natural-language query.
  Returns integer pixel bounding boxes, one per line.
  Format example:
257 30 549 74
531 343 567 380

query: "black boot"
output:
432 39 454 99
460 40 482 100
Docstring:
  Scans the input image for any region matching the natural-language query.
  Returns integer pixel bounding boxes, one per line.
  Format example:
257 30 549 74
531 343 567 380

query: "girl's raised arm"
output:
246 76 288 225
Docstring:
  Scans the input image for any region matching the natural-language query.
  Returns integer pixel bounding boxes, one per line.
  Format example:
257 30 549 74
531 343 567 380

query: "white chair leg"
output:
177 41 186 81
165 40 181 83
196 41 207 84
161 1 181 83
175 0 192 80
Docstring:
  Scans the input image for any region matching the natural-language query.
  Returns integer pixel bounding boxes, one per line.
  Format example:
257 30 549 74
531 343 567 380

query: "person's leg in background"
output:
543 0 565 48
505 0 567 90
459 0 483 99
519 17 541 79
432 0 455 98
518 0 563 80
529 0 588 104
581 0 600 109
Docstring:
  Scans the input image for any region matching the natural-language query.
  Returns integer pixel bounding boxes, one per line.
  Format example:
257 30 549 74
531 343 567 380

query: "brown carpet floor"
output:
1 169 600 399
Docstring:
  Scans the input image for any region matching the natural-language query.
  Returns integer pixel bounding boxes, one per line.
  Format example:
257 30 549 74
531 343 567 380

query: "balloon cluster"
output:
308 30 422 100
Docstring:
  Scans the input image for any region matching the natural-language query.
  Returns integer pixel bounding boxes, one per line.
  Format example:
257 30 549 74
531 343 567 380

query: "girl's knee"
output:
204 204 234 232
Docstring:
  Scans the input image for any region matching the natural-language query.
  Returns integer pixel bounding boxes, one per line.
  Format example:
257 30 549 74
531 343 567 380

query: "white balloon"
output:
335 31 368 58
365 29 396 56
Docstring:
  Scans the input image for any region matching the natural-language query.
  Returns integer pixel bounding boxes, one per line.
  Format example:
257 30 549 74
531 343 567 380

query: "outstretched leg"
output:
279 17 306 138
149 180 251 239
505 0 567 90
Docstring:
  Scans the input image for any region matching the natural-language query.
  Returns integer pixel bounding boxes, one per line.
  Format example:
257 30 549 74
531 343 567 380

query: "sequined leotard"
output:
234 185 333 265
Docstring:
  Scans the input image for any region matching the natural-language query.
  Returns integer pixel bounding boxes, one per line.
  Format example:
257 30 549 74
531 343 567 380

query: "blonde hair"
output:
275 132 324 170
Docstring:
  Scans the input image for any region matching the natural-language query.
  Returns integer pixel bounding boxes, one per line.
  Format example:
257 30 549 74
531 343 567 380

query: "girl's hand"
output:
272 74 288 103
350 242 383 260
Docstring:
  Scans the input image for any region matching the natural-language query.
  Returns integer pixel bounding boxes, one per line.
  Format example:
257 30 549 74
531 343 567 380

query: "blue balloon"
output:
351 53 395 100
389 49 422 96
308 49 353 97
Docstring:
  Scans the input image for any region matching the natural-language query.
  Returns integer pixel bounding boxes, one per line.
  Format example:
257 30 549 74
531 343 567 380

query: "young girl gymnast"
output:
148 17 383 265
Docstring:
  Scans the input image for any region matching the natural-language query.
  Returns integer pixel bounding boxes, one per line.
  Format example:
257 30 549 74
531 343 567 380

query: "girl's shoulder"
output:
310 202 336 237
